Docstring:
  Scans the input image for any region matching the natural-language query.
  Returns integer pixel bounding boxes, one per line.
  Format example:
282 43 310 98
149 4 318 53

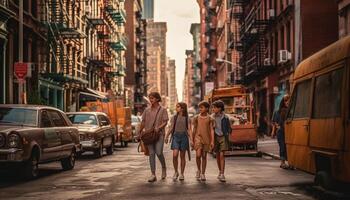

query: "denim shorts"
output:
171 132 189 151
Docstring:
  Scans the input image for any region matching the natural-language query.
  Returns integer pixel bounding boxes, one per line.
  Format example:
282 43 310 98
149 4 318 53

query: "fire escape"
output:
238 0 275 84
204 0 217 81
41 0 87 85
104 0 127 81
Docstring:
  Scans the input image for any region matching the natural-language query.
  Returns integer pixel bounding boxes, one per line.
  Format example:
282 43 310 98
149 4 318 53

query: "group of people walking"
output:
138 91 291 183
138 92 231 183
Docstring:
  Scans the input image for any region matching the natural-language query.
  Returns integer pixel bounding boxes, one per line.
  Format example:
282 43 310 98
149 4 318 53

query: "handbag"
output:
138 141 149 156
140 106 161 145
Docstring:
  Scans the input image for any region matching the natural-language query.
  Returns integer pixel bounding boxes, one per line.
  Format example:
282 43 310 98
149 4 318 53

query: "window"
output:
288 80 312 119
0 108 37 126
313 68 344 118
98 115 110 126
41 111 52 128
48 110 67 127
68 114 98 125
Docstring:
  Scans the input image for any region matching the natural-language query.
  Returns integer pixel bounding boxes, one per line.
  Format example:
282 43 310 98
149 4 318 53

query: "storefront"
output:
39 78 64 110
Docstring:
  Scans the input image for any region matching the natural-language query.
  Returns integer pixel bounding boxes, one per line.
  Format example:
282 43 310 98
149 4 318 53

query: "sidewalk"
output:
258 136 280 160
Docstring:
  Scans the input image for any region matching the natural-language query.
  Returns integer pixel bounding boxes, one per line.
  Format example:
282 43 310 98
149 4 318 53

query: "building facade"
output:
167 58 177 113
183 50 194 107
190 23 202 111
235 0 338 129
143 0 154 20
2 0 128 112
146 21 167 98
125 0 147 113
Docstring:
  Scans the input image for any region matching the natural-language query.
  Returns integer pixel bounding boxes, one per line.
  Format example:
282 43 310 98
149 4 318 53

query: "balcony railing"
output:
109 34 128 51
0 0 9 7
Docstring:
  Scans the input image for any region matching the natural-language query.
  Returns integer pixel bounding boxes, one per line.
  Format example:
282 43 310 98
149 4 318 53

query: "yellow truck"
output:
84 101 132 147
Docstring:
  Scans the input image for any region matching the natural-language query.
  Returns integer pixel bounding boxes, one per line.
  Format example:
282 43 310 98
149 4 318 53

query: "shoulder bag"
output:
141 106 161 145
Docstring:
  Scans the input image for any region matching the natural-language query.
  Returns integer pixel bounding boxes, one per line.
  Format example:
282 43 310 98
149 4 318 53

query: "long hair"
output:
177 102 188 117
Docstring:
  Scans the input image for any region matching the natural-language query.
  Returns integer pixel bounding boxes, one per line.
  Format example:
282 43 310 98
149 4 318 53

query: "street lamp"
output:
216 58 242 69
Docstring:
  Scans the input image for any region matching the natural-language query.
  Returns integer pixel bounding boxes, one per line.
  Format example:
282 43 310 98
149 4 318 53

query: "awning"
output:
86 88 108 99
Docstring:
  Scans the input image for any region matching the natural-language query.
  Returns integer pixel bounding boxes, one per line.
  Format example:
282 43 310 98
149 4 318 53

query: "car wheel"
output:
61 149 76 171
94 142 103 158
106 139 114 155
23 151 39 179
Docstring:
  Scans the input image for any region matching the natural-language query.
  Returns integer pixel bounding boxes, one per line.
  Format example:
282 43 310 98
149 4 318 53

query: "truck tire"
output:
314 171 335 190
61 149 76 171
23 151 39 179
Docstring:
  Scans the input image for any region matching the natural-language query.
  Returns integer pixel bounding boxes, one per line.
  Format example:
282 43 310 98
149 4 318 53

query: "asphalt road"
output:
0 143 349 200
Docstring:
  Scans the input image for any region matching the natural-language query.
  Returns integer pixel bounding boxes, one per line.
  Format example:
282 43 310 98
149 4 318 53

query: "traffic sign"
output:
14 62 28 81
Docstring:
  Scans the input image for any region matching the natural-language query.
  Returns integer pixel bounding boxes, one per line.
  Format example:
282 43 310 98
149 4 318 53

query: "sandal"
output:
280 163 289 169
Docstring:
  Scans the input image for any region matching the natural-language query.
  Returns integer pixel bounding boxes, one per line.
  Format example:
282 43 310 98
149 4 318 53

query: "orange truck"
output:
209 85 259 156
85 100 132 147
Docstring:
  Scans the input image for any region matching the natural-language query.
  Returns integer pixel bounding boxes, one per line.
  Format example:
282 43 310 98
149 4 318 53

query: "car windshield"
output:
68 114 98 125
132 116 140 123
0 108 37 126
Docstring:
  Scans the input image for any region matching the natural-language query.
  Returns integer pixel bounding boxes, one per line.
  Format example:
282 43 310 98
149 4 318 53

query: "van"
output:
285 36 350 189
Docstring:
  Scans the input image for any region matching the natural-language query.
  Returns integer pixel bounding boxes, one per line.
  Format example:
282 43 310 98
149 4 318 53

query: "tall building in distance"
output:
183 50 194 107
125 0 148 113
146 21 168 99
146 45 162 93
167 58 177 113
143 0 154 20
190 23 202 111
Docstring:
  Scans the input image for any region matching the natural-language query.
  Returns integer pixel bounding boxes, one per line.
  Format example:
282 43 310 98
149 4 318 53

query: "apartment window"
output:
286 22 291 51
280 0 283 12
31 0 37 18
313 68 344 118
280 26 285 49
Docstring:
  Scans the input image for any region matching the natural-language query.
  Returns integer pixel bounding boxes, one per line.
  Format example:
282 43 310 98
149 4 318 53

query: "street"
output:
1 143 348 200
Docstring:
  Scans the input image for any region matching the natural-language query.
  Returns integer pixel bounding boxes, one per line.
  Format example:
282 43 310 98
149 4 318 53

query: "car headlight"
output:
8 133 20 148
0 133 5 148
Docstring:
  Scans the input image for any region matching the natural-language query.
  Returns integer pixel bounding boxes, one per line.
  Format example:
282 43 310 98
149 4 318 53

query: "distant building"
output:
146 21 168 97
143 0 154 20
183 50 194 107
125 0 148 113
190 23 202 111
167 58 177 113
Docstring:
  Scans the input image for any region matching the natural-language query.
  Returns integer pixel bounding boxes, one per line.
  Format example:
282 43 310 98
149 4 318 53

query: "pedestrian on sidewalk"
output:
273 94 290 169
138 92 169 182
212 100 232 182
165 102 192 181
192 101 215 181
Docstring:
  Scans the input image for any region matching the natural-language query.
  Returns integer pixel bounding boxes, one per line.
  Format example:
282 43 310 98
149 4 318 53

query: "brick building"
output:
167 58 177 113
235 0 338 129
125 0 147 113
183 50 194 107
1 1 128 111
146 21 167 98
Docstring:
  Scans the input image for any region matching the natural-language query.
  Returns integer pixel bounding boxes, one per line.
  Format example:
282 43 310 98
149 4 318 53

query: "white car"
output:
131 115 141 142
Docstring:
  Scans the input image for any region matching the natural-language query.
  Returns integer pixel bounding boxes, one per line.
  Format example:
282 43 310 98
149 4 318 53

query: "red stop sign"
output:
14 62 28 81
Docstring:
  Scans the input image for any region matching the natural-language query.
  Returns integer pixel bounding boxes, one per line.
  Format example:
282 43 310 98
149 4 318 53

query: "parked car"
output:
0 105 80 179
67 112 115 157
131 115 141 142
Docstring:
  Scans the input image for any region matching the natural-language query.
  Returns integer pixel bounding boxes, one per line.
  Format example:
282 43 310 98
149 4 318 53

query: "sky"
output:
154 0 200 102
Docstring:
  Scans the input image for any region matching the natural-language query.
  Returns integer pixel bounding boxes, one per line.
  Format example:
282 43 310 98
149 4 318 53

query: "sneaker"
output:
173 172 179 181
219 174 226 182
161 168 167 179
179 174 184 181
196 170 201 180
200 174 206 181
217 173 221 179
148 175 157 182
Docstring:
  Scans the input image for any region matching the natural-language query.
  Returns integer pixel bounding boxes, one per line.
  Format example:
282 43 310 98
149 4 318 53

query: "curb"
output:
260 151 280 160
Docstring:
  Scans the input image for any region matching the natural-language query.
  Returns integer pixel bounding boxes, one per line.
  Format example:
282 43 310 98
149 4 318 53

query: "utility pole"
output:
18 0 24 104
